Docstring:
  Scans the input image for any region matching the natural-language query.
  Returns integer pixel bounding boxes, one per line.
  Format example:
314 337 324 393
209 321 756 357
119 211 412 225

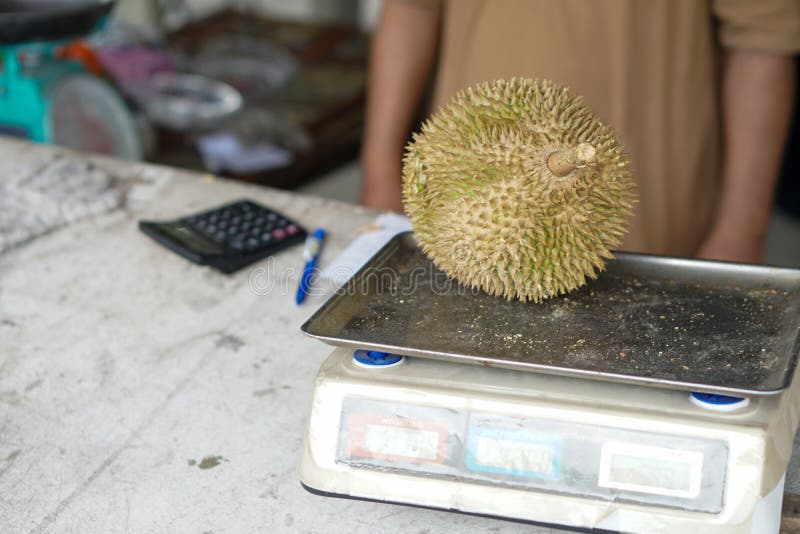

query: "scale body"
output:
300 233 800 533
301 347 794 533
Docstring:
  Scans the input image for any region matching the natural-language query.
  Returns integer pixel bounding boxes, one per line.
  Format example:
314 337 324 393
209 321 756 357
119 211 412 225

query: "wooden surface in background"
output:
153 9 366 190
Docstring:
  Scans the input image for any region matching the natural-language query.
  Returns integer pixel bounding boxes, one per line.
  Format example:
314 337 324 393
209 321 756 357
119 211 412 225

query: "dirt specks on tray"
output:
334 238 800 392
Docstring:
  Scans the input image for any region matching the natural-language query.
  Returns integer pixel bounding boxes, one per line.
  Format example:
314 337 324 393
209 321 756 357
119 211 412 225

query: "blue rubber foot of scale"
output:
690 392 750 412
353 349 404 368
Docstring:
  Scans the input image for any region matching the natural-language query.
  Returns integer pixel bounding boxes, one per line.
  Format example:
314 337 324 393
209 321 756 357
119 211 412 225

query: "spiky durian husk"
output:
402 78 636 302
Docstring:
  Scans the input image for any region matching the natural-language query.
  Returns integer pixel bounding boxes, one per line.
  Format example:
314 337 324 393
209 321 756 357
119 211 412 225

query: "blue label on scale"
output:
465 426 562 480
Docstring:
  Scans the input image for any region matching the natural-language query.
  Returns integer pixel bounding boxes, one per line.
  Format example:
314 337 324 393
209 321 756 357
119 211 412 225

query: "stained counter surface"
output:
0 139 797 533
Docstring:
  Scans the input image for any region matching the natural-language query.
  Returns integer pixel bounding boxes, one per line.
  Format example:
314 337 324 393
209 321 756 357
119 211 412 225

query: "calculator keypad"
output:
186 200 302 253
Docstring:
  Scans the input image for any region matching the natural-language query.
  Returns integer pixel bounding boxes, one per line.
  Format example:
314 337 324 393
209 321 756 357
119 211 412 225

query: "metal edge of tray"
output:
303 332 792 397
302 231 800 397
608 249 800 286
301 232 404 337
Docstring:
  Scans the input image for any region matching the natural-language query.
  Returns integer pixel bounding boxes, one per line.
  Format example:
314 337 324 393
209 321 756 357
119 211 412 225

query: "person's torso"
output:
433 0 722 255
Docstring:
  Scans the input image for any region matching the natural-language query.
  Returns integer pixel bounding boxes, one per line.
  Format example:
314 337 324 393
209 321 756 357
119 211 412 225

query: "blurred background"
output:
0 0 380 188
0 0 798 264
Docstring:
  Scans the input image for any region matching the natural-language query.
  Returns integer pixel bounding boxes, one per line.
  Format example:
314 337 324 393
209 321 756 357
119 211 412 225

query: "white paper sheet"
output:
319 213 411 286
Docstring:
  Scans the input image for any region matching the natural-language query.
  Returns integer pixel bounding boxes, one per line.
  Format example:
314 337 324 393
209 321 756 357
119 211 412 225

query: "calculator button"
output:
171 201 306 269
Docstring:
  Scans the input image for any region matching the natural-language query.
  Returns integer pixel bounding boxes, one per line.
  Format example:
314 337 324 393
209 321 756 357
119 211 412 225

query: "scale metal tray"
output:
302 232 800 396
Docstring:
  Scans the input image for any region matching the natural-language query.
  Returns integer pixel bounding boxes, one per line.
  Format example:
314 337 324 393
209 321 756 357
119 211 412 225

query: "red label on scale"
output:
346 413 449 465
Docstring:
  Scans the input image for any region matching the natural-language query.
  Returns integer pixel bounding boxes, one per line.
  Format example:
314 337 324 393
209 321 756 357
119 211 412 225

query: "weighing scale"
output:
300 232 800 533
0 1 142 159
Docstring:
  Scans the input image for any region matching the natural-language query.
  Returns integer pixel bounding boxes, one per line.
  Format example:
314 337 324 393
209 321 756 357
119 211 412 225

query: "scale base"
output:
299 481 613 534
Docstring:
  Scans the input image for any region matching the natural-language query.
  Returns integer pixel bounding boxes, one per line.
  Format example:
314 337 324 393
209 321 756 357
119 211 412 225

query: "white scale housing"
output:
300 348 799 533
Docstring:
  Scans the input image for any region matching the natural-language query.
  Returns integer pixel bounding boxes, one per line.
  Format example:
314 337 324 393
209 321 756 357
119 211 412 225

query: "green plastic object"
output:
0 36 141 159
0 42 82 142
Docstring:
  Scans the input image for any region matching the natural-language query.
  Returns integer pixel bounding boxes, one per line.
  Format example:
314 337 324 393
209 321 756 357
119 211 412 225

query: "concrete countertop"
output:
3 139 800 533
0 140 545 533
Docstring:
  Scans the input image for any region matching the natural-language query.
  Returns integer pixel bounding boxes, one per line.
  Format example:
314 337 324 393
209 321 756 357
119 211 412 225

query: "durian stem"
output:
547 143 597 177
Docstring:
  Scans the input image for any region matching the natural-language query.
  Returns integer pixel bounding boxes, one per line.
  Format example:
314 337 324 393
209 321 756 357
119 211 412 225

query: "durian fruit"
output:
402 78 635 302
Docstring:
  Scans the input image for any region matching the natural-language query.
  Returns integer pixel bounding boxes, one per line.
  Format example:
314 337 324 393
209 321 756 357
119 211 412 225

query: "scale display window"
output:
465 426 562 480
337 399 467 478
598 442 703 499
347 413 449 465
336 398 728 513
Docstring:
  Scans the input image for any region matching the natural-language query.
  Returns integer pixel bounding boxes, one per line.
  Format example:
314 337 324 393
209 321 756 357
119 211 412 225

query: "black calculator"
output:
139 199 307 273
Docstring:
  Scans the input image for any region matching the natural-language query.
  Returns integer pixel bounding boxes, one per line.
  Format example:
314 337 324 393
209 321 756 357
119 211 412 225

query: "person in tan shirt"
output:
361 0 799 262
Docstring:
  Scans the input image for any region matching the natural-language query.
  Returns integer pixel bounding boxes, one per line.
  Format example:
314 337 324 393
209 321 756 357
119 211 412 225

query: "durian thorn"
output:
547 142 597 177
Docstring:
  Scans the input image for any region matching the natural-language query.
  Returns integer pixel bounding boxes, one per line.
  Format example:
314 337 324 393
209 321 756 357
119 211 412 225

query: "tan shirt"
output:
412 0 800 255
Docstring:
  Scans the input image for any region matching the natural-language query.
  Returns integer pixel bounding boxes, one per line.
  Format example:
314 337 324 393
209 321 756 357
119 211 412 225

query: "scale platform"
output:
300 233 800 532
302 232 800 397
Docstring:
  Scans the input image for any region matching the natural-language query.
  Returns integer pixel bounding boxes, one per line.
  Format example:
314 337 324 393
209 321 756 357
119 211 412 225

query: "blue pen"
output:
296 228 325 304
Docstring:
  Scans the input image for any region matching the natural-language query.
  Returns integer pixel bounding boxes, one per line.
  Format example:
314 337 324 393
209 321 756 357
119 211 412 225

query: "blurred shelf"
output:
151 9 367 190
